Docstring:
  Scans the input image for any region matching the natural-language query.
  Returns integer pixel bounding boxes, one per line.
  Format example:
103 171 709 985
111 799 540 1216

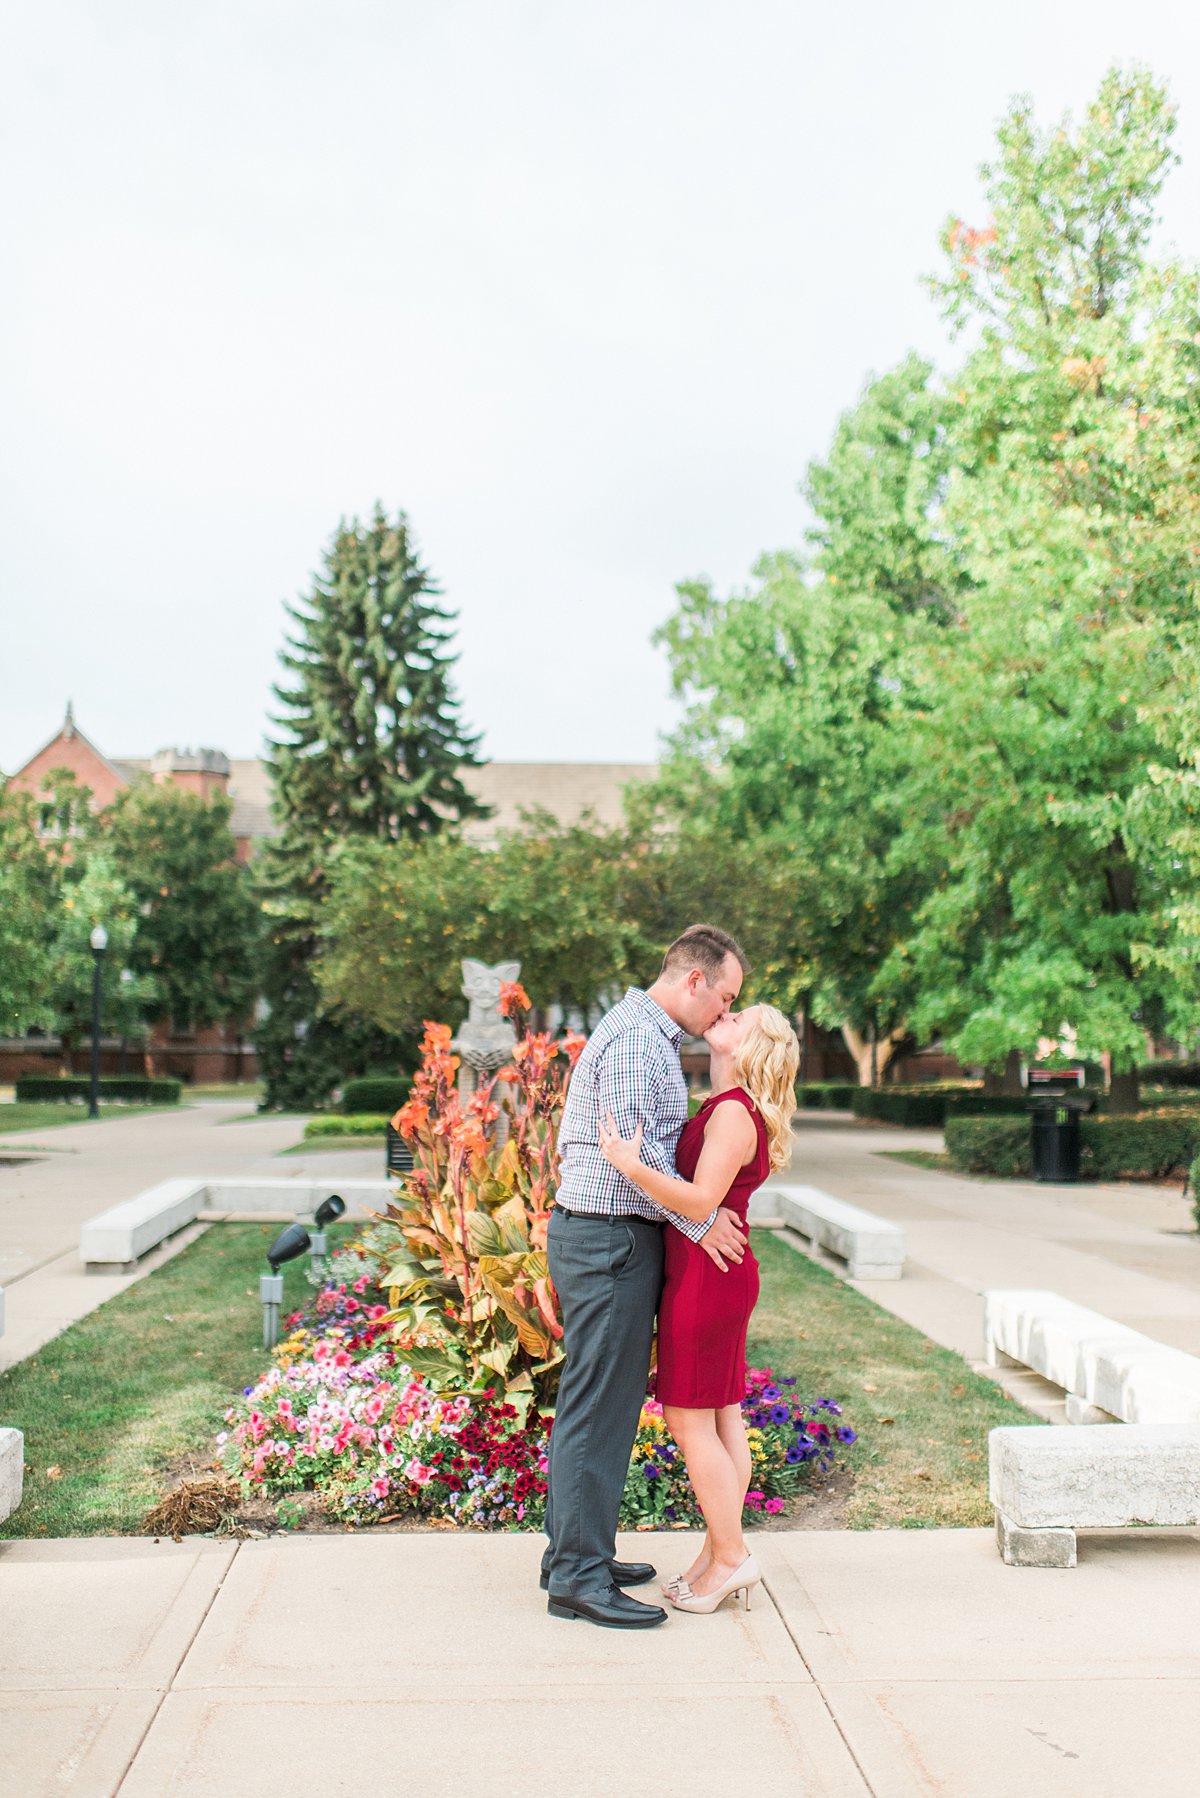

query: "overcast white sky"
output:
4 1 1200 772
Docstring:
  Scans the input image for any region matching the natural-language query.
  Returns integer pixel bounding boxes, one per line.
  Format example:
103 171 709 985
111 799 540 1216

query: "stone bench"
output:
80 1178 392 1270
983 1288 1200 1427
0 1287 21 1522
752 1184 905 1279
0 1426 22 1523
989 1423 1200 1566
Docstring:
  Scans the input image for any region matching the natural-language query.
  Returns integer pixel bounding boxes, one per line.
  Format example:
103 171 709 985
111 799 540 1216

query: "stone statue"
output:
451 958 522 1075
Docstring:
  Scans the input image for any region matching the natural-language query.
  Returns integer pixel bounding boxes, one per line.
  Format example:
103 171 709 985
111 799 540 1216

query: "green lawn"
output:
876 1148 958 1175
189 1083 264 1102
748 1230 1035 1527
279 1134 384 1156
0 1103 164 1135
0 1224 352 1538
0 1217 1034 1539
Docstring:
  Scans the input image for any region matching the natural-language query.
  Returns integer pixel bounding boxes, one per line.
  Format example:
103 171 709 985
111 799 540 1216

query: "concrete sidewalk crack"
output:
764 1574 879 1797
112 1542 242 1795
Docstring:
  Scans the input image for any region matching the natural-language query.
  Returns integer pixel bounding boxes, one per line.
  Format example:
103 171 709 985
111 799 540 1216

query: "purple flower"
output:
770 1404 790 1425
785 1445 804 1464
761 1384 780 1402
837 1427 857 1444
643 1464 660 1480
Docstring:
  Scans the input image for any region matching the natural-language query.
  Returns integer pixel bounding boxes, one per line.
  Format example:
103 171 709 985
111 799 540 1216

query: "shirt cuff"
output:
665 1207 719 1242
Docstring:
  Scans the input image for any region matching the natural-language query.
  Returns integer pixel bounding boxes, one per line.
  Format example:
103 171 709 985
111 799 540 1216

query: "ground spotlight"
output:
260 1223 312 1348
310 1194 346 1274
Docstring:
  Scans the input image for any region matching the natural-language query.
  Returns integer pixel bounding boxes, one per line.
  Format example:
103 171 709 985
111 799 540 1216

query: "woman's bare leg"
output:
675 1406 752 1585
716 1403 752 1502
664 1404 749 1596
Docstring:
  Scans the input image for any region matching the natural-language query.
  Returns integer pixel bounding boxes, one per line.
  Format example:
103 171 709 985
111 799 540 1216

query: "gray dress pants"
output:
542 1206 664 1595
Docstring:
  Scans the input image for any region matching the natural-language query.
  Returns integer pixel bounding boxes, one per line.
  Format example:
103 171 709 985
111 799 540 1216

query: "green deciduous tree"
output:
0 785 59 1033
48 851 155 1069
648 361 951 1082
101 783 262 1031
881 68 1200 1108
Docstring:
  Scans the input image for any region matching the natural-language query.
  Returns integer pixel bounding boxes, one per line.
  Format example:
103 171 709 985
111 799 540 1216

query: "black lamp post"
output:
88 925 108 1119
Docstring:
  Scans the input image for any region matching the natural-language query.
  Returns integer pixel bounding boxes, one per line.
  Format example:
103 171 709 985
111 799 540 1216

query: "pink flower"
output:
765 1497 785 1514
371 1477 390 1499
353 1275 370 1294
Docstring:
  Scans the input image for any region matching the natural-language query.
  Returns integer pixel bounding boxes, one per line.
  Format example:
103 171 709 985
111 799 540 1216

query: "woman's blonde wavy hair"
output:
734 1004 800 1172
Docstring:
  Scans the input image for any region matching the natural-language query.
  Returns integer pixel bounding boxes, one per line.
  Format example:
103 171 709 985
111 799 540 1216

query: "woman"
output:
598 1003 800 1615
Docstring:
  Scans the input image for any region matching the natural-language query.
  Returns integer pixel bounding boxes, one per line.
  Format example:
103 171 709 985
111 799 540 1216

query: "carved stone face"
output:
461 958 522 1011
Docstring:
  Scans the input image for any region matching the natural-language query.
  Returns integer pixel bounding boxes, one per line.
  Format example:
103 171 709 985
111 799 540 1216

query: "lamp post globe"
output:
88 925 108 1119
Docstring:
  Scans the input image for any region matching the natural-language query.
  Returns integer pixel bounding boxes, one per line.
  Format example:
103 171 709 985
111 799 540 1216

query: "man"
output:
541 923 750 1628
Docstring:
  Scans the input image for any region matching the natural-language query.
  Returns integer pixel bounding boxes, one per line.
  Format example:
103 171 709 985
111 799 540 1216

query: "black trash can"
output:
385 1123 414 1178
1029 1099 1083 1182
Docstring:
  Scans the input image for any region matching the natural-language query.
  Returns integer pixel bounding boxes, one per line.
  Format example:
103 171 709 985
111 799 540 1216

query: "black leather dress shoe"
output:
547 1584 668 1629
539 1558 656 1592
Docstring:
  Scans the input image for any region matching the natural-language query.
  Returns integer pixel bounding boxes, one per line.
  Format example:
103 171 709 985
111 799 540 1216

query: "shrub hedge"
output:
1139 1061 1200 1089
339 1076 412 1115
946 1111 1200 1181
304 1114 391 1139
13 1075 182 1105
854 1084 1105 1129
796 1083 858 1109
851 1088 949 1127
943 1117 1031 1176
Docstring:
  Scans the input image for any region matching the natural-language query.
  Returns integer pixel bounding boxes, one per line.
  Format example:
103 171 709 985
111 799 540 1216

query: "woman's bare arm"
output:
598 1101 757 1221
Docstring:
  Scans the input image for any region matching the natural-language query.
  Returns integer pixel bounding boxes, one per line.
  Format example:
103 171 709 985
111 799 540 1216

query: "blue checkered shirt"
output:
556 988 716 1241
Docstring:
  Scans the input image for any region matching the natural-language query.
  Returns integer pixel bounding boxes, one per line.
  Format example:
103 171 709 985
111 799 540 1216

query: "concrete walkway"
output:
0 1104 382 1369
772 1118 1200 1369
3 1524 1198 1797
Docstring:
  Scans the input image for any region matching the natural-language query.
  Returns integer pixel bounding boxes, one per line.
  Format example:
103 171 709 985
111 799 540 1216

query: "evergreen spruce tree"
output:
257 506 489 1107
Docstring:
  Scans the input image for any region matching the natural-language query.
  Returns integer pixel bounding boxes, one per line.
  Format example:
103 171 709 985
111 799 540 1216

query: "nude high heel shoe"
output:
670 1553 760 1614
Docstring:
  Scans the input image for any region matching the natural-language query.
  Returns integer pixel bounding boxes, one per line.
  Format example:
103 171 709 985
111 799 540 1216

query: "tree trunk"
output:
841 1021 904 1088
983 1050 1024 1097
1109 1066 1140 1115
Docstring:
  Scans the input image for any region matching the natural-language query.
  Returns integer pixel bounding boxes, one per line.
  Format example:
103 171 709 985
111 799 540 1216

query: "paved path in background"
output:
769 1117 1200 1375
3 1105 1199 1380
0 1105 382 1369
3 1524 1198 1797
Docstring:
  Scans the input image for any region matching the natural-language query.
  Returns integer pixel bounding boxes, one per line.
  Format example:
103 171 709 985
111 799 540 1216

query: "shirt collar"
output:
625 986 683 1049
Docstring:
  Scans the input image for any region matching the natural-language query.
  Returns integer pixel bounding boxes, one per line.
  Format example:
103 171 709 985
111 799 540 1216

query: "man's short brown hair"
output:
659 923 750 984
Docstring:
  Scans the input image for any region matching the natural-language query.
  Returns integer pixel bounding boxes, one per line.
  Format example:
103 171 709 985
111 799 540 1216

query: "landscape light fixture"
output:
260 1222 312 1348
309 1194 346 1276
87 925 108 1119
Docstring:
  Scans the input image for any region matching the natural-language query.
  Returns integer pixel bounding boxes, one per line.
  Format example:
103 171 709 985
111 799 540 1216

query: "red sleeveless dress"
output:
655 1086 768 1409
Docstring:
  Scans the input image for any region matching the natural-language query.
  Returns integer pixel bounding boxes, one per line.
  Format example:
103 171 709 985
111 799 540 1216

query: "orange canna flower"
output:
392 1097 430 1138
499 981 532 1018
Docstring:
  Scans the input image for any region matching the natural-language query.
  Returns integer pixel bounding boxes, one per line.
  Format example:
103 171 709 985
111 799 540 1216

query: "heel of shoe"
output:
742 1584 753 1612
547 1600 579 1620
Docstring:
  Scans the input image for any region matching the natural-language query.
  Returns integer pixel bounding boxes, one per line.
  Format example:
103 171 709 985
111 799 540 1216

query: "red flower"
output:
499 981 532 1018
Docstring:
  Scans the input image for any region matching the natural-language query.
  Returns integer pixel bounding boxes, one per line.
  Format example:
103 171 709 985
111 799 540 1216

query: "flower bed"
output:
216 998 857 1530
217 1240 855 1530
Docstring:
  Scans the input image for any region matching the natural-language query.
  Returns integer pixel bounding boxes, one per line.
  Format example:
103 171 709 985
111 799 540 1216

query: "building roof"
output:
459 762 655 844
9 709 655 847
